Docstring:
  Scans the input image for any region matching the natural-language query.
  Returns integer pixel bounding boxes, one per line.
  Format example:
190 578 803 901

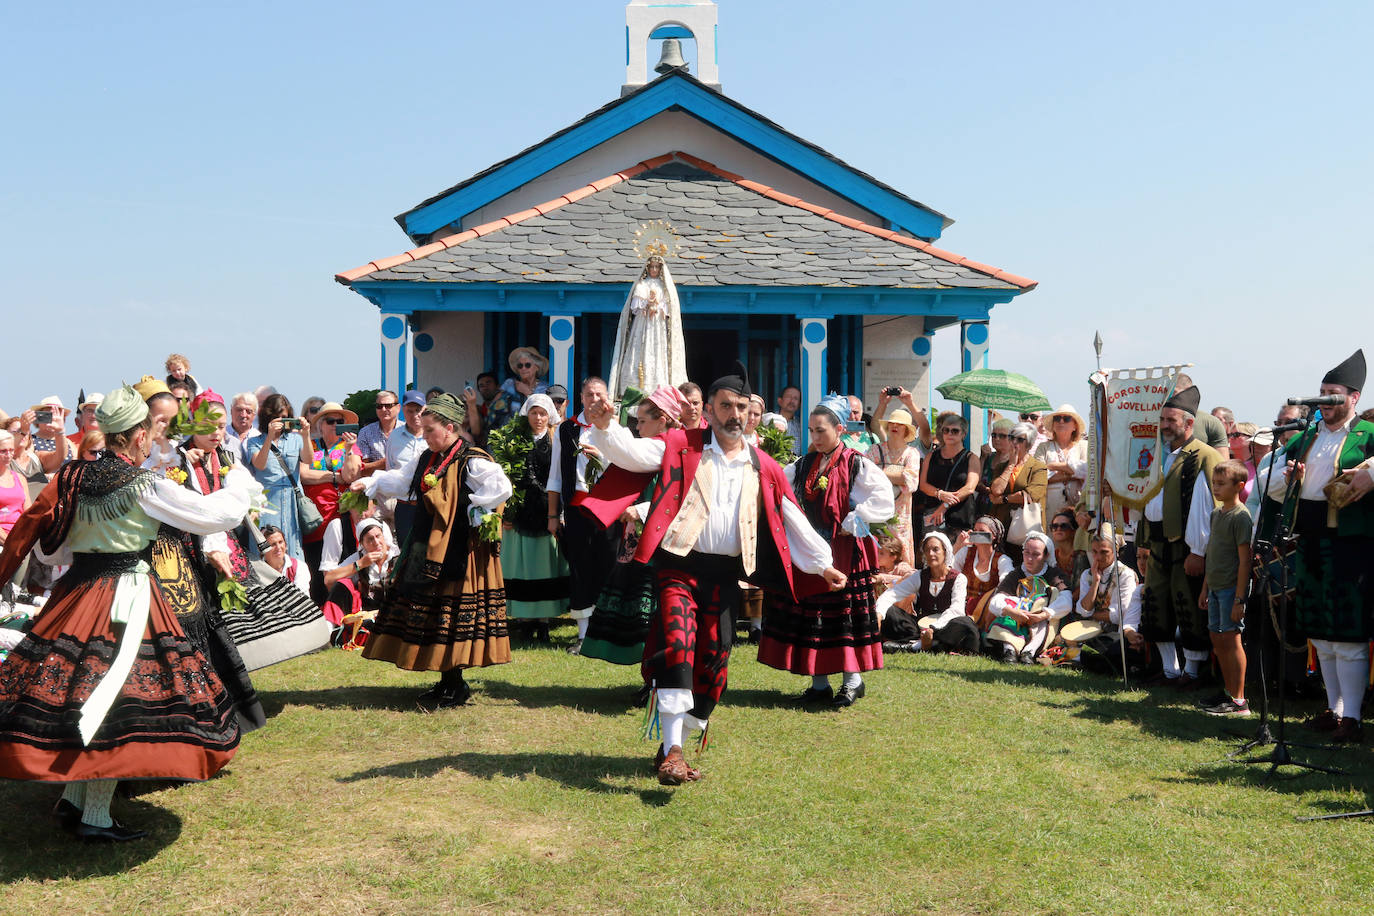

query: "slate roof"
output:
338 152 1035 291
395 70 952 240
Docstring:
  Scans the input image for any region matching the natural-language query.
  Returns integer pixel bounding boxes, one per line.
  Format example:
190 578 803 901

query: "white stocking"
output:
1312 640 1342 716
80 779 117 829
1156 642 1180 678
1333 641 1369 721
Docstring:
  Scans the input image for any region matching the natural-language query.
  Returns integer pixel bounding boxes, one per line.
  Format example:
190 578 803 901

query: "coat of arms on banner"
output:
1087 366 1184 511
1129 421 1157 479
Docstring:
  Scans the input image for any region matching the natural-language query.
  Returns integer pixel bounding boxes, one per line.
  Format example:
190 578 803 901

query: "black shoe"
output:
52 798 82 832
747 628 761 645
565 639 584 655
831 682 866 708
1016 650 1036 665
798 685 833 704
76 820 148 843
418 680 471 710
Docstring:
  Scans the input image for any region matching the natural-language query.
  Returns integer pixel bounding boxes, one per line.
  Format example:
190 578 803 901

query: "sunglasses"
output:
376 402 398 409
940 427 963 435
1020 413 1041 421
1052 416 1073 423
322 417 340 425
1011 436 1029 443
516 362 535 369
1228 432 1250 440
1050 523 1073 531
552 398 567 405
990 432 1009 440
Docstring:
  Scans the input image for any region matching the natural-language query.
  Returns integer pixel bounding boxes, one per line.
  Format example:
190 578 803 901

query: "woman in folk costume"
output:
146 388 266 733
351 394 513 709
759 394 896 708
580 385 686 667
0 385 255 842
606 237 687 400
172 390 330 674
498 392 571 634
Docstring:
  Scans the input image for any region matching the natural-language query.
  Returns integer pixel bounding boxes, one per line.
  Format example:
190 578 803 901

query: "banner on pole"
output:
1088 366 1185 510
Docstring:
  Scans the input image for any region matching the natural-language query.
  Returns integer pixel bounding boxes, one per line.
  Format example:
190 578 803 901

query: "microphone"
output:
1262 418 1310 435
1286 394 1346 407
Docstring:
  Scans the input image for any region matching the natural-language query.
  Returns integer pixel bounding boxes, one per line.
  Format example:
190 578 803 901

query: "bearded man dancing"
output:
1268 350 1374 742
578 363 846 785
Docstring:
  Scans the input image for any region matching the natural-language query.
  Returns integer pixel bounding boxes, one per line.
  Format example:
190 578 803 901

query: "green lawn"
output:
3 631 1372 915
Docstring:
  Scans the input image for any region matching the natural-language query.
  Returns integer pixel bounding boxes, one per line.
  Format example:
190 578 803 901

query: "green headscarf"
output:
95 384 150 435
422 392 466 427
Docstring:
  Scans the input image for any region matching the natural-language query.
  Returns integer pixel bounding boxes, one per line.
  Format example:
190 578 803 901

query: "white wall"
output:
861 315 931 410
459 111 884 232
414 311 485 394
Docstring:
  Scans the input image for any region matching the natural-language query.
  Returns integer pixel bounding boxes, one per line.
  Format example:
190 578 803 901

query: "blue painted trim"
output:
401 76 947 241
347 281 1017 322
650 25 693 39
625 26 630 66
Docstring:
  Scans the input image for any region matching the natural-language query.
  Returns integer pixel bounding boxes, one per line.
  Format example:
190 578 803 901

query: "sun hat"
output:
878 408 919 445
1047 404 1085 441
313 402 359 426
507 346 549 376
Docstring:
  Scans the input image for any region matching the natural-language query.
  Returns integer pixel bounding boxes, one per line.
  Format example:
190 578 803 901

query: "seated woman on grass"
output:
949 516 1014 624
875 532 974 654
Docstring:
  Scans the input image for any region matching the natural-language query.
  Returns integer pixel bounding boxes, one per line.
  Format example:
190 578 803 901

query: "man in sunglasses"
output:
357 390 400 474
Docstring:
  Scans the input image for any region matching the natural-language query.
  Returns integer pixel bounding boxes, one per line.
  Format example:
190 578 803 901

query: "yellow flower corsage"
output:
165 468 188 484
423 473 439 490
817 476 829 491
219 466 232 478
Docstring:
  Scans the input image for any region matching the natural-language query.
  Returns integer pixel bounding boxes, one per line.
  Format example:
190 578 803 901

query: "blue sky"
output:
2 1 1369 426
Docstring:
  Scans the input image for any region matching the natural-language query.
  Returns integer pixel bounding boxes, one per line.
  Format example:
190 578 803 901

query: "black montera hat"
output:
1323 349 1365 392
1162 385 1200 416
707 360 752 398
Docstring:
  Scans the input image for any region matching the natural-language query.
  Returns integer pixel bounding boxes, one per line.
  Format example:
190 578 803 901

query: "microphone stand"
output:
1231 424 1342 782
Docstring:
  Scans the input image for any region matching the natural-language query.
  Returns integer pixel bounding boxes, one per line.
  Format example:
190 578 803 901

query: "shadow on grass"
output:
0 784 181 880
476 679 646 715
337 751 674 806
260 685 430 716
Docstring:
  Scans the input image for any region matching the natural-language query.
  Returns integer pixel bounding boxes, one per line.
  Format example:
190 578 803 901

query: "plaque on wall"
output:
863 358 930 412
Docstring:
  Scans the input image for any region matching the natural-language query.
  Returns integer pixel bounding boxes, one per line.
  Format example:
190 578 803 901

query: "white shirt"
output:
1143 441 1214 556
875 569 968 629
1074 566 1141 631
547 413 592 498
781 453 897 531
583 421 836 574
364 449 512 510
1266 415 1366 503
386 424 423 471
999 562 1074 618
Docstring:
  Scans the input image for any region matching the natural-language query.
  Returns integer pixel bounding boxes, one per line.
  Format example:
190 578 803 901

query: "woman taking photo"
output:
985 422 1047 564
950 516 1014 623
866 408 922 566
1033 404 1087 522
248 393 312 564
917 412 980 538
301 402 362 603
759 395 895 708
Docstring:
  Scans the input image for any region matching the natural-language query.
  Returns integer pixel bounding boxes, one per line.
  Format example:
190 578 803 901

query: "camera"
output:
280 417 302 430
334 423 360 436
34 409 53 425
969 531 994 546
883 386 902 397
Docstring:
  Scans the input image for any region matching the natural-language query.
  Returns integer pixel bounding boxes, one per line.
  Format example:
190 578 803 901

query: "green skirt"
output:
500 530 571 619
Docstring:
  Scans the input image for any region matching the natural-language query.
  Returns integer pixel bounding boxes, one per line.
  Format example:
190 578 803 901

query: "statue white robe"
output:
607 259 688 400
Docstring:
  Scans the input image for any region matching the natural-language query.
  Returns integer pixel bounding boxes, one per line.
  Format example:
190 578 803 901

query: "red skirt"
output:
0 576 240 782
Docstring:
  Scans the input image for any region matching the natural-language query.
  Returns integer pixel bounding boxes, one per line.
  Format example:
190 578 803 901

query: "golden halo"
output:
633 219 680 261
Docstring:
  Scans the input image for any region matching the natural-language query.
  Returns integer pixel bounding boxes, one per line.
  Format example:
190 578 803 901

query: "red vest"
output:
575 427 823 600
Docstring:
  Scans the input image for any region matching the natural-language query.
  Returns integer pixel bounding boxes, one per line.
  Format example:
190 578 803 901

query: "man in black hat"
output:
578 362 845 785
1267 349 1374 742
1137 385 1224 687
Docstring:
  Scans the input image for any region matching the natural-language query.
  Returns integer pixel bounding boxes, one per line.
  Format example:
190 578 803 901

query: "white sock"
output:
60 782 86 810
811 675 831 690
842 671 862 689
1182 648 1207 677
576 617 589 639
1156 642 1180 678
661 712 685 755
80 779 116 828
751 619 763 631
1313 640 1342 716
683 713 707 735
1334 642 1369 721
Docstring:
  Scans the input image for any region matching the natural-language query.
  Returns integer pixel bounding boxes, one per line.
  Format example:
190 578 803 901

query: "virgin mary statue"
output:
607 252 687 400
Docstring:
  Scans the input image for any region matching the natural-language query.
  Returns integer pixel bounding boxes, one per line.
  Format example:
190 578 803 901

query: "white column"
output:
799 317 828 452
379 312 409 394
960 321 990 446
548 315 576 394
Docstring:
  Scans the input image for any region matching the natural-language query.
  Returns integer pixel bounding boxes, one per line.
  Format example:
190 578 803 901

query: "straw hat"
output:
507 346 549 376
878 408 919 445
313 402 359 426
1060 618 1105 644
1048 404 1085 441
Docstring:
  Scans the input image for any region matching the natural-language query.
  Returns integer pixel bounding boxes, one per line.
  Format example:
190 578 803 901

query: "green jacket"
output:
1281 419 1374 538
1138 436 1222 552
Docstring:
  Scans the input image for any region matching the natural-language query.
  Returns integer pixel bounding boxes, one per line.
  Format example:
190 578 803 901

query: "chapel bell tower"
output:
622 0 721 96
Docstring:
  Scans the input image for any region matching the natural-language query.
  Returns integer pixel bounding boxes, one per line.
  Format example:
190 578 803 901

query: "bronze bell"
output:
655 38 689 75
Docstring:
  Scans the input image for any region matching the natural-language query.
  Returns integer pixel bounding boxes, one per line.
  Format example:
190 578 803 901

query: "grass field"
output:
3 628 1373 915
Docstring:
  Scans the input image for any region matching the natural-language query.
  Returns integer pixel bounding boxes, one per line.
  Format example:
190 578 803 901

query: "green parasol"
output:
935 369 1052 413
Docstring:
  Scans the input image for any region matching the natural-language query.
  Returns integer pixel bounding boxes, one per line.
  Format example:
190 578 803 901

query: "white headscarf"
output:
520 393 557 420
920 530 953 568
